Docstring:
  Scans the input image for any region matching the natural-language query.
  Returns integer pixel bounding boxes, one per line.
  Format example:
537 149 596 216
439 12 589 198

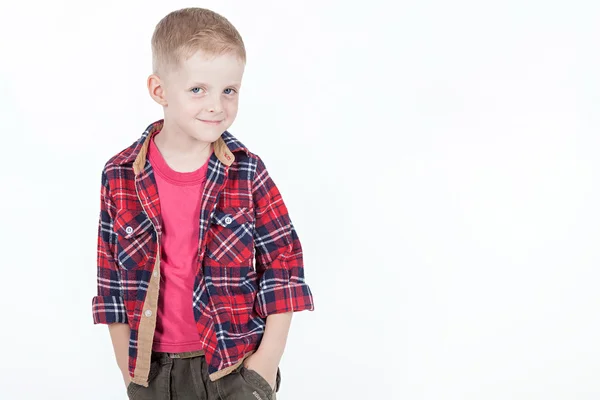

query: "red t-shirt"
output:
148 132 212 353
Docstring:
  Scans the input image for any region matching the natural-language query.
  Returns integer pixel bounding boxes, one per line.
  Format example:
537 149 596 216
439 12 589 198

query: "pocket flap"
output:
211 207 253 228
114 210 153 239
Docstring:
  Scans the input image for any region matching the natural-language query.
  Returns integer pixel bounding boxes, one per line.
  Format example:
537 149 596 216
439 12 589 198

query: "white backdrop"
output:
0 0 598 399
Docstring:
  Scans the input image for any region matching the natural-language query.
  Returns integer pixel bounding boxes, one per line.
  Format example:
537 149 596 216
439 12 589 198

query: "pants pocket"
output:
239 366 281 397
216 364 282 400
126 360 161 399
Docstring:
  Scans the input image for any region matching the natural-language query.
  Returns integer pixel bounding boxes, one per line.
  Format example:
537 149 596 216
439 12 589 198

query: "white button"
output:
224 217 233 225
125 226 134 234
153 270 158 277
144 309 152 317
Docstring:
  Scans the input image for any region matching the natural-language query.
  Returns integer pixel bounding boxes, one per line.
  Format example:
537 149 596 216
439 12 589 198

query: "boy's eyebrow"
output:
188 81 241 88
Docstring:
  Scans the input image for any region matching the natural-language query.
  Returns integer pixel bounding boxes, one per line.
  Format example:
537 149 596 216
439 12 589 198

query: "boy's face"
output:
149 50 245 143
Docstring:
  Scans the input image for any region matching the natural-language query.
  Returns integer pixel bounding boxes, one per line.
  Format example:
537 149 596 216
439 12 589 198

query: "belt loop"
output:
154 351 171 365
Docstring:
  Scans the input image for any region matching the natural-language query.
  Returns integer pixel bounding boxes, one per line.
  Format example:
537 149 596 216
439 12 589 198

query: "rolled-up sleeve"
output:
251 157 315 318
92 167 128 324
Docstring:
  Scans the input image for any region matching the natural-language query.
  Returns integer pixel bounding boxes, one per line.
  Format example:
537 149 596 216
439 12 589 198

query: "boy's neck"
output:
153 125 213 173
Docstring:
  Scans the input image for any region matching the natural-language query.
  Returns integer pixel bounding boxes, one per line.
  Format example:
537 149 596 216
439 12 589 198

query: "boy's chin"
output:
186 127 226 143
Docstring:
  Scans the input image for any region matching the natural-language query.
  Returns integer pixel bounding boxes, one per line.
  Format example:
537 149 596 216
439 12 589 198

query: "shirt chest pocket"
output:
205 207 254 267
114 209 155 270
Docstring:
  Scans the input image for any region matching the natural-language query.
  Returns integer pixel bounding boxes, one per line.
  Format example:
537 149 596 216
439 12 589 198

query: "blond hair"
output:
151 8 246 75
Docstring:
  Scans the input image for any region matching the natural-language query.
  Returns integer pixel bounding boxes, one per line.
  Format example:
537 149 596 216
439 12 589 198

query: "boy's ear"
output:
147 74 168 106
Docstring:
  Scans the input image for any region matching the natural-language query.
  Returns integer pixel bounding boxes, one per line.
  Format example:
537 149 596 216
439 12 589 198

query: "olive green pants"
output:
127 351 281 400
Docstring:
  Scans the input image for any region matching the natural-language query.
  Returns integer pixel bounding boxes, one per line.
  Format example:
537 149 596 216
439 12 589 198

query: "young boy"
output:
91 8 315 399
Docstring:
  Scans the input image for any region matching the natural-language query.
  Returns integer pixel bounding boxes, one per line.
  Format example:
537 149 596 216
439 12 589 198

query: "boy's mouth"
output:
199 119 223 125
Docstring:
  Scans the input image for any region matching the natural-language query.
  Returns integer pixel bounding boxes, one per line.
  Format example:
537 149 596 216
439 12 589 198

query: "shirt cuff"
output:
92 295 128 324
254 267 315 318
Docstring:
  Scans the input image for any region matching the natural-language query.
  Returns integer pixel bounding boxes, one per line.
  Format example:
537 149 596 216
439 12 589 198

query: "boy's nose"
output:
207 98 224 113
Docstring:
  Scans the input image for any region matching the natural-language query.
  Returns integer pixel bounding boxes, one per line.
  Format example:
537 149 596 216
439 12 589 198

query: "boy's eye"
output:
224 88 237 95
191 87 204 94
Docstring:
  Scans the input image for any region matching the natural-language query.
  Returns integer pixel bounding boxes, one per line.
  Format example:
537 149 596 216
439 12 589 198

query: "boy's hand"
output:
243 352 278 391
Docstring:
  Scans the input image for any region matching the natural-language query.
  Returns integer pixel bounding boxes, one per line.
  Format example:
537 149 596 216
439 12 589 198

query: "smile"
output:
199 119 223 125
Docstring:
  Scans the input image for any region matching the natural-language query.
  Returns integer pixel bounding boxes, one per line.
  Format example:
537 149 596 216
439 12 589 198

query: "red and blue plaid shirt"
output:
92 120 314 386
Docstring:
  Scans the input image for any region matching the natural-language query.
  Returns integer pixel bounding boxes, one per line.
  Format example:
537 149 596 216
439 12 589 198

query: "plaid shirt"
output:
92 120 314 386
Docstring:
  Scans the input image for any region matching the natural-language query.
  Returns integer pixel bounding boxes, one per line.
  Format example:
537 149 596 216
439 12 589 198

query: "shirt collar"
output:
113 119 249 174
